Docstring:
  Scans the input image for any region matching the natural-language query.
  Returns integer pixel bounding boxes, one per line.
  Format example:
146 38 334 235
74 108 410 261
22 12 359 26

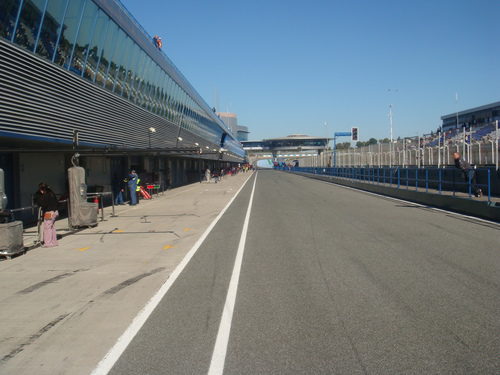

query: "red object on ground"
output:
139 186 152 199
93 196 99 204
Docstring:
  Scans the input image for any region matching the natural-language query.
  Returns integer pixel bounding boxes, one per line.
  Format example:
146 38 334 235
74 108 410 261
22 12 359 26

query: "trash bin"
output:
0 221 24 258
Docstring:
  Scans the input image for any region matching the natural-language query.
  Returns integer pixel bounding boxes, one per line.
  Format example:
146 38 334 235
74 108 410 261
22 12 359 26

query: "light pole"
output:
496 120 499 170
389 106 393 166
387 89 398 168
148 127 156 148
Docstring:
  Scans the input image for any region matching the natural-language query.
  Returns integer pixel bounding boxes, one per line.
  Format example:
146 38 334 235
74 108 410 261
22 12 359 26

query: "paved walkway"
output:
0 172 253 375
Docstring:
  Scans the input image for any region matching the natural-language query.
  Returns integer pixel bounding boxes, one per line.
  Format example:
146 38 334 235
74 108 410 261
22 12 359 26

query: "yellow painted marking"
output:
78 247 90 252
113 229 124 233
183 228 192 232
162 245 174 250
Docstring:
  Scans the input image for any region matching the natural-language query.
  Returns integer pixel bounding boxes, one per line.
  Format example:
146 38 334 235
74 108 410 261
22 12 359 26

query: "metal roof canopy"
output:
262 135 332 142
441 101 500 120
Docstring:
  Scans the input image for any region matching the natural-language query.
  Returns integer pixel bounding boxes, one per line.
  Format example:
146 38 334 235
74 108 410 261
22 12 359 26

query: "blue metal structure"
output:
278 166 496 203
332 131 352 168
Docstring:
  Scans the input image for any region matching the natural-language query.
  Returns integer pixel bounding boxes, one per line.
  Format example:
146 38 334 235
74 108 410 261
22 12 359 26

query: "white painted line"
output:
300 172 500 226
208 172 258 375
90 172 255 375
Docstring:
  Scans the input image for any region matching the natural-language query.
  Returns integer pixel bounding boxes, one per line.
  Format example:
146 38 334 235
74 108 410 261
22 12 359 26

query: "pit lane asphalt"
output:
108 170 499 374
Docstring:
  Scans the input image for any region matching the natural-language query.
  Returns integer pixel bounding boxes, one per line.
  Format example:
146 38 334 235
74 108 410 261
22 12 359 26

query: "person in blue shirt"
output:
127 170 138 205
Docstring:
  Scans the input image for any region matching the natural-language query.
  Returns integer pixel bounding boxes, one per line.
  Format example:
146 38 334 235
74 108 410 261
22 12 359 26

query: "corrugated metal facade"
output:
0 0 245 161
0 39 244 162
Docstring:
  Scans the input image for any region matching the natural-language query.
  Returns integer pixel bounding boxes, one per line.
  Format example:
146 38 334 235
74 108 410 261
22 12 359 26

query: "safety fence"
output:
278 166 499 204
299 122 499 169
5 193 115 228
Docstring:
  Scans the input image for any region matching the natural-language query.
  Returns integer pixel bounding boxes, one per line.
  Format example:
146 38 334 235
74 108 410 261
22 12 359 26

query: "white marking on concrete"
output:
208 172 258 375
90 172 255 375
301 172 500 226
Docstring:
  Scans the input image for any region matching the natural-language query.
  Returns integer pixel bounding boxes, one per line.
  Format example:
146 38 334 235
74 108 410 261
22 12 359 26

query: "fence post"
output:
67 199 73 230
415 168 418 191
406 168 409 190
99 194 104 221
452 169 456 197
468 170 472 198
111 192 116 217
397 168 400 189
425 169 428 193
438 169 442 194
487 168 491 203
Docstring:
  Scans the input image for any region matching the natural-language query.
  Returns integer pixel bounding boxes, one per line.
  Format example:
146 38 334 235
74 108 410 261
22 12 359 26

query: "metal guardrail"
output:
280 166 495 203
5 185 165 228
86 192 116 221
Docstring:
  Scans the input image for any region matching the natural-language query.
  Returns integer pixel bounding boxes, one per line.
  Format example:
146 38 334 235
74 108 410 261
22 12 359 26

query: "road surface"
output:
105 170 499 374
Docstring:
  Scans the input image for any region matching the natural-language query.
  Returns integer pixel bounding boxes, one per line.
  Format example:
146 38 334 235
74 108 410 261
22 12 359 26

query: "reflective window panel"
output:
0 0 22 40
14 0 47 51
35 0 68 60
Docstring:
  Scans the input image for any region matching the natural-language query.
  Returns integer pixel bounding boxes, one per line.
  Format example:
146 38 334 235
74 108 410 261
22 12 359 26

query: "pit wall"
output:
283 169 500 222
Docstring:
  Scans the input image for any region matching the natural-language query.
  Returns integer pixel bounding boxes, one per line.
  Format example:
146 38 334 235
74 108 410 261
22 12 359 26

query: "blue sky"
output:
121 0 499 142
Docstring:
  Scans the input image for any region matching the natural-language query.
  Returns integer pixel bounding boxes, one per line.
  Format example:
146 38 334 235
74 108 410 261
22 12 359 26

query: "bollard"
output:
99 194 104 221
111 192 116 217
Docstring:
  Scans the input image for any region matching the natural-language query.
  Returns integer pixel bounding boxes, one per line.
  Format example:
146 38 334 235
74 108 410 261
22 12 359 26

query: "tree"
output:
367 138 378 145
335 142 351 150
379 138 390 143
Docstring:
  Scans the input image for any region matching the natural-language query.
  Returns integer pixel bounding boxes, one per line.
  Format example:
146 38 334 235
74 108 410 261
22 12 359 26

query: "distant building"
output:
441 101 500 131
217 112 239 134
217 112 251 141
242 134 331 164
236 125 250 142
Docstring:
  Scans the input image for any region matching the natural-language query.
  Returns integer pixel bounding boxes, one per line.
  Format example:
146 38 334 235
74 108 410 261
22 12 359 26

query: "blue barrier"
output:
276 166 494 203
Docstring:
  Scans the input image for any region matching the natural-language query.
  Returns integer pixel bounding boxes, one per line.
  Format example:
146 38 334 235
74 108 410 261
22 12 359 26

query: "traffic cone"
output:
93 196 99 204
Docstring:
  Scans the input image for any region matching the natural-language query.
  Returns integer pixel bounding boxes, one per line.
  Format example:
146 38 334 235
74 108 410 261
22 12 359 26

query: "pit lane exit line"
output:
90 172 255 375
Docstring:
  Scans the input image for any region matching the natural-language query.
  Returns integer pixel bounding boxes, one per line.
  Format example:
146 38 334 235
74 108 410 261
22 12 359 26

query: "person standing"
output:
453 152 482 197
115 176 127 205
135 175 141 204
128 170 138 205
36 183 59 247
205 168 211 183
